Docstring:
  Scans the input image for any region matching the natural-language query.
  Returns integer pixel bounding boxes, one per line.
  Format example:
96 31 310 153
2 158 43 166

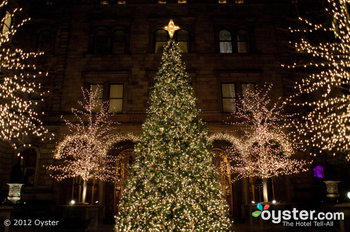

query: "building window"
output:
94 30 110 54
222 83 236 113
155 29 168 53
117 0 126 4
235 0 244 4
158 0 166 3
2 11 11 34
37 30 52 52
178 0 187 3
90 84 103 112
109 84 123 113
237 30 249 53
176 29 189 53
218 0 227 3
112 30 126 54
219 30 233 53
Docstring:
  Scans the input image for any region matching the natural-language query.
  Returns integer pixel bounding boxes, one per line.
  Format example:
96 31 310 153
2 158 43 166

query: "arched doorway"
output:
211 138 246 220
104 141 135 222
212 148 233 215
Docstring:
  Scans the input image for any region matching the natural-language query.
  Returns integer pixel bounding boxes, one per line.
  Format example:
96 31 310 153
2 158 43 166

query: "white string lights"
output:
0 0 52 149
287 0 350 161
226 84 309 181
46 87 118 202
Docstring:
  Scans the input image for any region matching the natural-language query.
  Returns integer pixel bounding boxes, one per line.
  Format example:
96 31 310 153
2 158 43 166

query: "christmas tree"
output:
115 21 232 231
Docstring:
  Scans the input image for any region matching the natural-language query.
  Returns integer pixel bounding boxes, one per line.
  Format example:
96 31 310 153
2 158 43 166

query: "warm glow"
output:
287 0 350 160
46 87 118 187
164 19 180 39
0 0 53 149
226 84 309 181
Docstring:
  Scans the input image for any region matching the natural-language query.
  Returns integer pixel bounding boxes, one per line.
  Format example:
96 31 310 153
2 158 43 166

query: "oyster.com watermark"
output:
252 202 344 227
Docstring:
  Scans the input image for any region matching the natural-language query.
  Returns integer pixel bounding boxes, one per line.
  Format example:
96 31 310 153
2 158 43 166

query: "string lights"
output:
226 84 309 200
287 0 350 159
46 87 118 203
0 0 52 149
115 39 232 231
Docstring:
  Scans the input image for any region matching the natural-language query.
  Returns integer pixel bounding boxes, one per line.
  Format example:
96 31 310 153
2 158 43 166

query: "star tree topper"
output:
164 19 180 38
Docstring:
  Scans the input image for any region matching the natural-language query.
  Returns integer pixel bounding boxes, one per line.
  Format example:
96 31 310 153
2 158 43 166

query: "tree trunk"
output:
82 179 87 203
262 178 268 202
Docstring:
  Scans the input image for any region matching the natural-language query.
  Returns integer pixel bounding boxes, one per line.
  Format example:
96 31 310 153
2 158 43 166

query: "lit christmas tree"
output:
286 0 350 161
47 87 117 203
0 0 51 149
115 20 232 231
226 84 309 202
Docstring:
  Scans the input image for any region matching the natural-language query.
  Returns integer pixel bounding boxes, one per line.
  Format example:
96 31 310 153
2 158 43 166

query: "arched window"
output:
93 29 110 54
37 30 52 52
154 29 168 53
219 29 233 53
112 30 126 54
175 29 189 53
237 29 249 53
10 149 37 186
2 11 11 34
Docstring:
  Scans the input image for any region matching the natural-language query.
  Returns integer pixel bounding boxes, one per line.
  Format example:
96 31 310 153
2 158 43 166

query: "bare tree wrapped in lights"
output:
286 0 350 161
226 84 309 202
115 20 232 231
46 87 118 203
0 0 51 149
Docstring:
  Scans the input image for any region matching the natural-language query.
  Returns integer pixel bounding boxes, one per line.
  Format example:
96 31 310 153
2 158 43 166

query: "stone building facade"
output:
0 0 319 223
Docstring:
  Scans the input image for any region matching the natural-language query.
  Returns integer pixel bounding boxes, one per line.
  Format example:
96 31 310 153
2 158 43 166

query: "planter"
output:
7 183 23 204
323 180 341 199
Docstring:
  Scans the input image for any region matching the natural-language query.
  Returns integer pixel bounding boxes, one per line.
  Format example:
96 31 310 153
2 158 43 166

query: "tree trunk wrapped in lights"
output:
286 0 350 161
0 0 52 149
115 39 232 231
46 87 118 203
226 84 309 202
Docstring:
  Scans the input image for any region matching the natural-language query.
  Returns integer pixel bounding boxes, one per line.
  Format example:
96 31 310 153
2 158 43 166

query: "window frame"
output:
108 83 124 114
221 83 237 113
175 29 190 53
2 10 12 34
154 29 169 53
237 29 250 54
218 29 233 54
112 29 127 54
93 28 111 55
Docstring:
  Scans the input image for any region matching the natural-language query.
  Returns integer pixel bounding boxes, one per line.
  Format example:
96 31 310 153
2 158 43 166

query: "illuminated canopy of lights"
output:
46 87 118 183
226 84 309 181
0 0 52 149
286 0 350 160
